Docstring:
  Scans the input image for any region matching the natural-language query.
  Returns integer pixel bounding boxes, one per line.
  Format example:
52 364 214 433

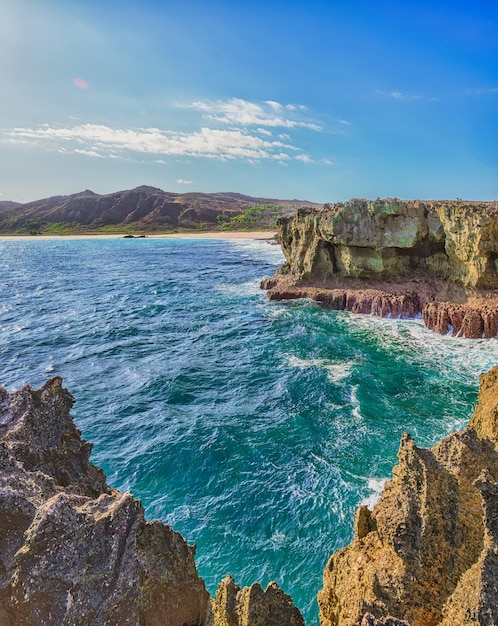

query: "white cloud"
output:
265 100 283 110
2 96 325 165
189 98 321 131
295 154 313 163
74 148 104 158
339 119 351 126
176 178 193 184
4 123 305 162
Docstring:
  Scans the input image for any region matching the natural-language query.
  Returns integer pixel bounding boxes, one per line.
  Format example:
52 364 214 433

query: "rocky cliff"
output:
318 365 498 626
0 377 303 625
3 372 498 625
0 187 321 234
262 199 498 338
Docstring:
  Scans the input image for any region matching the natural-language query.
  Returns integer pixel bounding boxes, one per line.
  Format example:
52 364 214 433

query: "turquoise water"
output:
1 237 498 624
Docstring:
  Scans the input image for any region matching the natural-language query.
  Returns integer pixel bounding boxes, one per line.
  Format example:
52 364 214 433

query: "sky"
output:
1 0 498 203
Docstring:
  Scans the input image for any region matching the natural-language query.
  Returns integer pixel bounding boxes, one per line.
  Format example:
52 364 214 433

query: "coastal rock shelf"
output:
261 199 498 338
0 377 303 626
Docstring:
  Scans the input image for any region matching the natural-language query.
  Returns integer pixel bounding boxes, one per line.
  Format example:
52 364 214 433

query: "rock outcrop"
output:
262 199 498 338
318 365 498 626
0 377 302 625
4 371 498 626
211 575 304 626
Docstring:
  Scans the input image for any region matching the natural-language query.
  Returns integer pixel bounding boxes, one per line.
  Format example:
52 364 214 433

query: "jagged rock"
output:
260 283 424 320
438 471 498 625
0 377 210 625
211 575 304 626
0 377 303 626
262 199 498 337
318 365 498 626
468 366 498 440
422 301 498 338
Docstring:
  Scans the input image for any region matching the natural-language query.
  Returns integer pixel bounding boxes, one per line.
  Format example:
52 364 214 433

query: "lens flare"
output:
73 77 88 90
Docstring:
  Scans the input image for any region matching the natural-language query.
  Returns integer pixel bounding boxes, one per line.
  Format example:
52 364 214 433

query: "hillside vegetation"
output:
0 187 322 235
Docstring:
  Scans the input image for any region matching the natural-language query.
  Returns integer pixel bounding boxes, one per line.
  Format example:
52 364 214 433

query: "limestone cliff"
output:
318 365 498 626
0 377 302 626
262 199 498 338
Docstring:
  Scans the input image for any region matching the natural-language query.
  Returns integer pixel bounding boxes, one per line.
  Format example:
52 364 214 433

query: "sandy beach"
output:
0 231 277 241
157 230 277 240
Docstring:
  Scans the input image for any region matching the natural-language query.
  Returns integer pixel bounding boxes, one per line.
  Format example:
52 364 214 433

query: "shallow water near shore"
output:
1 237 498 624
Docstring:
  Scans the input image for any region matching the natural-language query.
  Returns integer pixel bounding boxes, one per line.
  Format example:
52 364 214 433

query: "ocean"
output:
1 236 498 624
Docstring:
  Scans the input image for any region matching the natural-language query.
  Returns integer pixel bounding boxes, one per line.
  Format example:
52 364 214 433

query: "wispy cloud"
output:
376 90 422 100
176 178 193 184
3 123 305 162
375 90 437 101
188 98 322 130
294 154 313 163
466 87 498 95
74 148 104 158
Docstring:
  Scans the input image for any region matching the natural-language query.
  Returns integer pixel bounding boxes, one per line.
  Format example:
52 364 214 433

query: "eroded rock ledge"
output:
0 377 303 626
319 365 498 626
261 199 498 338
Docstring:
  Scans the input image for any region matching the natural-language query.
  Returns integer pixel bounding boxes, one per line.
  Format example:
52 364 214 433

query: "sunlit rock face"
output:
211 575 305 626
0 377 303 626
263 198 498 337
318 365 498 626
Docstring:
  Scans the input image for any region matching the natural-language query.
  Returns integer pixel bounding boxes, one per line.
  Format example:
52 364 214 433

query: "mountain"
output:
0 186 322 234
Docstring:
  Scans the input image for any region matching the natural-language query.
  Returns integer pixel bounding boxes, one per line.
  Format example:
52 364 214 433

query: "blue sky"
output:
2 0 498 203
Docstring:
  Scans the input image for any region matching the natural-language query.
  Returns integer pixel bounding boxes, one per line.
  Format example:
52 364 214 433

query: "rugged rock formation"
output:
0 187 320 233
5 370 498 625
0 377 302 625
262 199 498 338
211 575 304 626
318 365 498 626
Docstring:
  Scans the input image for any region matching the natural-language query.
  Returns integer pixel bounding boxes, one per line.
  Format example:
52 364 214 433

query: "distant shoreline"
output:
0 231 277 241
